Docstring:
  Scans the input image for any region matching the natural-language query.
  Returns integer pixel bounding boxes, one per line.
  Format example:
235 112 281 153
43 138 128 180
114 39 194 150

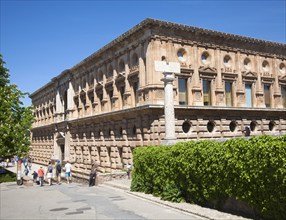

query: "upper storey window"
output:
130 53 139 74
262 60 269 72
107 66 113 79
97 71 103 83
264 84 271 107
82 79 86 90
133 81 139 105
279 63 285 74
177 48 186 62
245 83 253 107
203 79 211 106
178 78 187 105
243 58 251 70
201 51 211 65
63 90 68 119
119 85 125 108
118 60 125 74
223 55 232 67
131 53 139 67
108 89 113 110
225 81 233 107
89 74 94 87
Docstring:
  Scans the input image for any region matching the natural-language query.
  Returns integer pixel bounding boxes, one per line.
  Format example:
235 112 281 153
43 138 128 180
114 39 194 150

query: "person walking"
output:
23 159 29 175
6 158 9 167
28 160 32 171
24 166 29 176
32 171 38 183
55 160 62 184
89 161 98 187
64 161 72 184
46 162 53 186
37 166 45 186
127 163 132 179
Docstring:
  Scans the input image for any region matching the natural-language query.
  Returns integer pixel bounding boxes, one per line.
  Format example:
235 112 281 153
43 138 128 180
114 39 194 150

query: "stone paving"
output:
4 163 252 220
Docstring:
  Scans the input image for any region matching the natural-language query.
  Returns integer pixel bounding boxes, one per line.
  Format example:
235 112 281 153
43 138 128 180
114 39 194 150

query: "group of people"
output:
27 160 129 187
32 160 72 186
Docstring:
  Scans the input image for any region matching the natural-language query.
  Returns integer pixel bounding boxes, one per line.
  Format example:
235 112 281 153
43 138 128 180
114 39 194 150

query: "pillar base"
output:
160 138 178 146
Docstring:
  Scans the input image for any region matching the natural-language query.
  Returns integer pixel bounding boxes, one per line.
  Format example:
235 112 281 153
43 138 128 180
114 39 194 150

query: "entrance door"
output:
60 144 65 162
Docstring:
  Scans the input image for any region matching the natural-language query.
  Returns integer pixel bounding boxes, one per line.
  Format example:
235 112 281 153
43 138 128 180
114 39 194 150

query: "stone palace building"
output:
29 18 286 179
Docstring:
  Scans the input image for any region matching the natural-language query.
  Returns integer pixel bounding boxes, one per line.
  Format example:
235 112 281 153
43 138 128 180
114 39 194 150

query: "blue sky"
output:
1 0 285 106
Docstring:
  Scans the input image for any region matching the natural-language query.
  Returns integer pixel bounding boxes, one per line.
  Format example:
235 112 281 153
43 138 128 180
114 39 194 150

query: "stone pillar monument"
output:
161 72 177 145
155 60 180 145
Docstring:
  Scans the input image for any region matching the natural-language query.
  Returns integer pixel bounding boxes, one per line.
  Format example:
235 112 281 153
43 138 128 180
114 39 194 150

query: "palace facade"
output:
29 18 286 179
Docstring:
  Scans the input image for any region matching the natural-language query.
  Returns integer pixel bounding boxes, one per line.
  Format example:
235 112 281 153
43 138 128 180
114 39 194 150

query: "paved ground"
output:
1 181 208 220
1 163 252 220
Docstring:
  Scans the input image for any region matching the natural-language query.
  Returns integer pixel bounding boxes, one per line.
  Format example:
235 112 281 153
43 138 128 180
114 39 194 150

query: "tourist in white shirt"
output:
64 161 72 184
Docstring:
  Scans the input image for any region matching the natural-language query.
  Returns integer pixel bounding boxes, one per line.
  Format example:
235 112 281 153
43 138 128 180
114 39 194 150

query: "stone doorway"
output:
60 144 65 162
56 132 65 162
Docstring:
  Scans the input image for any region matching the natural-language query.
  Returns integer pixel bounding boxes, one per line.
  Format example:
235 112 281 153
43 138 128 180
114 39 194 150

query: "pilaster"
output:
235 51 245 107
215 47 224 106
192 44 203 106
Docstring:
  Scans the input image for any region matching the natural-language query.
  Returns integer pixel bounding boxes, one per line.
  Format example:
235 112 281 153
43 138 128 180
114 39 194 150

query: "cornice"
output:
72 18 285 72
148 20 285 58
31 18 285 97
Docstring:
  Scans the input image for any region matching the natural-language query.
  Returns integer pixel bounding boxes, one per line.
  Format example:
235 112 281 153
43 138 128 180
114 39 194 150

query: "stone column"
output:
161 72 177 145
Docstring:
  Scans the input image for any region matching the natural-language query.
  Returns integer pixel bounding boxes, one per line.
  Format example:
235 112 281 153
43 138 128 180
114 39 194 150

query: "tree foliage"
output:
0 54 34 158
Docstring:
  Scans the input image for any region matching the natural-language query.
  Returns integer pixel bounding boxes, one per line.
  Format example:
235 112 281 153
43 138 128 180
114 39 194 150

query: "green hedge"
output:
0 169 16 183
131 135 286 220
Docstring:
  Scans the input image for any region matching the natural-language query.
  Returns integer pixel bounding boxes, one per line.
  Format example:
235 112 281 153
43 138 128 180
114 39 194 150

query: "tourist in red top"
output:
37 166 45 186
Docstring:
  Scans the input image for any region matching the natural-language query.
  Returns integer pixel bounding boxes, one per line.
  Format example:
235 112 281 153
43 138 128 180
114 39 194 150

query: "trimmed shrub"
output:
131 135 286 220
